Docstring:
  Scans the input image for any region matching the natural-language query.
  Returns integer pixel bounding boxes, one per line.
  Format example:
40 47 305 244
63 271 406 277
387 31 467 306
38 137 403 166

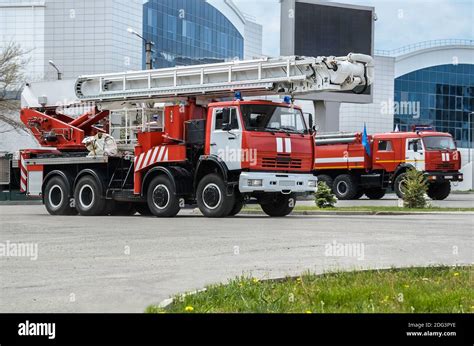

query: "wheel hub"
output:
202 183 221 210
153 184 170 210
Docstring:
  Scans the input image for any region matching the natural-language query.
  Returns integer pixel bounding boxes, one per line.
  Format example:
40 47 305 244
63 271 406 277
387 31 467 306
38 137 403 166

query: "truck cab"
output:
201 99 317 216
372 131 463 200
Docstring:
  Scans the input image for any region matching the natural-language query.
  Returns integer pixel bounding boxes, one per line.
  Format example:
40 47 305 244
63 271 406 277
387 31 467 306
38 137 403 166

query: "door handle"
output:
210 143 216 146
228 137 236 140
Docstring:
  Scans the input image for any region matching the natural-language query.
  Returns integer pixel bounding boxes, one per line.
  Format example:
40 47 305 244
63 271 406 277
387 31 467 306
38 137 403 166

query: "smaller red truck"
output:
313 128 463 200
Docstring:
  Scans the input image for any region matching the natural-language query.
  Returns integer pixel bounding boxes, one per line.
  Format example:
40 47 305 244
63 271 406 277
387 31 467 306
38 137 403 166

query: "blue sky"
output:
233 0 474 56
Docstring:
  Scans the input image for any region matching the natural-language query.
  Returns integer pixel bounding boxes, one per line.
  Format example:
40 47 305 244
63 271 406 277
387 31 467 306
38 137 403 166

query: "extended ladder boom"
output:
74 53 374 104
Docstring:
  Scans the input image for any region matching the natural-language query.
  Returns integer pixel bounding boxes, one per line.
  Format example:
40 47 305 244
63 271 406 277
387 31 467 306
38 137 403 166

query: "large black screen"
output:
294 3 372 57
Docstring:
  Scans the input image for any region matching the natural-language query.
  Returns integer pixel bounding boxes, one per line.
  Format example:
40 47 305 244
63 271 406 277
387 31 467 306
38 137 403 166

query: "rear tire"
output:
333 174 358 200
197 174 235 218
260 193 296 217
44 176 76 215
394 173 407 199
74 175 107 216
147 175 181 217
365 188 386 200
427 182 451 200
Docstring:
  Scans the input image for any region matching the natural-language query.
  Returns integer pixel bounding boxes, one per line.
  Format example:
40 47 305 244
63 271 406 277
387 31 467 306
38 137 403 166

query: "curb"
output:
240 210 474 216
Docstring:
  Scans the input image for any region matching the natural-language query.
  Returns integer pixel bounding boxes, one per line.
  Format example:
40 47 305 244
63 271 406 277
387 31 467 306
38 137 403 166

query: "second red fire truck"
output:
313 128 463 200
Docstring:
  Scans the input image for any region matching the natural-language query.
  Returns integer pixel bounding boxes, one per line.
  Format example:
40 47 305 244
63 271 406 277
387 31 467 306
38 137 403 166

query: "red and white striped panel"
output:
134 146 169 172
20 153 28 193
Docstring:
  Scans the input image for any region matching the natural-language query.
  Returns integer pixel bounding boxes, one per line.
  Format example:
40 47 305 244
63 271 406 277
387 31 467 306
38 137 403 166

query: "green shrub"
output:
315 181 337 208
402 168 428 208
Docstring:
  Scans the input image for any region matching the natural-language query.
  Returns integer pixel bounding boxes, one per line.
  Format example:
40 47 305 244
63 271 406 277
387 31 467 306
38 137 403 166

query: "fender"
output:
194 155 230 191
42 170 75 201
73 169 106 195
393 163 414 180
141 166 193 197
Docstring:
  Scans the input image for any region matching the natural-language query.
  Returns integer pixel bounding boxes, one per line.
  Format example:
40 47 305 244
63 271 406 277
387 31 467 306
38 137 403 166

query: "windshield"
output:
240 104 307 134
423 136 456 150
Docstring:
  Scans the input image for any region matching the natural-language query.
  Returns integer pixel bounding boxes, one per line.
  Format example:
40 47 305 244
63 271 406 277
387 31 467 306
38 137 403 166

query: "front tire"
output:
44 176 76 215
197 174 235 218
333 174 358 200
365 188 386 200
147 175 181 217
427 182 451 200
260 193 296 217
74 175 107 216
394 173 407 199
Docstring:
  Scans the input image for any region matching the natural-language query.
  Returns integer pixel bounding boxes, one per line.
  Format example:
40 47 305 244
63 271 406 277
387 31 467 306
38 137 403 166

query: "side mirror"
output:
222 123 232 131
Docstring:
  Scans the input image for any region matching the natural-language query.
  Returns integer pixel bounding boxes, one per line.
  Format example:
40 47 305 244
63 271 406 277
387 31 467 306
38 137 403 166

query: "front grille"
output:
261 155 302 169
435 163 455 171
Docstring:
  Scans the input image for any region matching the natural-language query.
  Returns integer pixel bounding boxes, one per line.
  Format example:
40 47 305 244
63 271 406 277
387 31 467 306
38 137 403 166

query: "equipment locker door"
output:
210 107 243 171
406 138 425 171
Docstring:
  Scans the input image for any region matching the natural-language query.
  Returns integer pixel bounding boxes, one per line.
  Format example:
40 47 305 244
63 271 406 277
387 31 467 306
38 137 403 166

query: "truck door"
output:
210 107 243 171
373 139 396 171
406 138 425 171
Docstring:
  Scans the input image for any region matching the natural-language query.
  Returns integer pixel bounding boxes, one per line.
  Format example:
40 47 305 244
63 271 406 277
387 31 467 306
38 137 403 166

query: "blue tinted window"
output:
394 64 473 147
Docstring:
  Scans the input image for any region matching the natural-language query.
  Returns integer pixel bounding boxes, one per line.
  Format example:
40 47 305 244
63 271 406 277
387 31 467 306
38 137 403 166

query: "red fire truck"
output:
17 54 374 217
313 129 463 200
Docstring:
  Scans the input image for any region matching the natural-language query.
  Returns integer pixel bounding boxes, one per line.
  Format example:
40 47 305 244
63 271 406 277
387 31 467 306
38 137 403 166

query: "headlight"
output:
308 180 317 187
248 179 263 187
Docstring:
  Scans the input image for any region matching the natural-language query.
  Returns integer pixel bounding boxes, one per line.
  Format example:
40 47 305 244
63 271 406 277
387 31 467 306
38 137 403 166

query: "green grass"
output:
243 205 474 213
146 266 473 313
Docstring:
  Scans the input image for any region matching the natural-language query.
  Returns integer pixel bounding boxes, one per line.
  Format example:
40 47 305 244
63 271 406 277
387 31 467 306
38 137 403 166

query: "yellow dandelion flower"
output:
305 310 312 314
252 278 260 283
185 306 194 312
404 284 410 288
453 272 460 276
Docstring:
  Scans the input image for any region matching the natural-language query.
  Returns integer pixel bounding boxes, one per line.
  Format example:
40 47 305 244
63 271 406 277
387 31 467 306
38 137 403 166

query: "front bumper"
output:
239 172 317 194
425 172 463 183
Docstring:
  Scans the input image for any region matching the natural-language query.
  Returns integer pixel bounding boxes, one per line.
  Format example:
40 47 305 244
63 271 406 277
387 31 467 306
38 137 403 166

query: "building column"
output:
313 101 341 132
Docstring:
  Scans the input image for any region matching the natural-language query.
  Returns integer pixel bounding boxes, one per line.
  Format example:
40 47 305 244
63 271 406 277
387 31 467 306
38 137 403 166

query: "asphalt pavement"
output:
0 204 472 312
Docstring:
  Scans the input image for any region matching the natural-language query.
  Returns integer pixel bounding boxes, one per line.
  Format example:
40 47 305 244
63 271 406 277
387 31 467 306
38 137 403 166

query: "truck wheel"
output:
333 174 358 200
427 182 451 200
394 173 407 199
147 175 181 217
197 173 235 218
365 188 386 200
74 175 107 216
44 176 76 215
260 193 296 217
317 174 333 190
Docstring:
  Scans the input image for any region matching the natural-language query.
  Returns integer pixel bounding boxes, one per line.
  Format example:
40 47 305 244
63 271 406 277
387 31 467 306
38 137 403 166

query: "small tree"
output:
402 168 428 209
315 181 337 208
0 42 29 100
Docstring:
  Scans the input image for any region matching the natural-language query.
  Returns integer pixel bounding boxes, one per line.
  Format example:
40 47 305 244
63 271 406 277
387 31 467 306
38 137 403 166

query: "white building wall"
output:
339 55 395 134
42 0 143 80
243 19 262 59
0 1 46 82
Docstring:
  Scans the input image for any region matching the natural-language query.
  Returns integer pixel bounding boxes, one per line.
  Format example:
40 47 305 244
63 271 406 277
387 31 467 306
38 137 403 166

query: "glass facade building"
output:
394 64 474 147
143 0 244 68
